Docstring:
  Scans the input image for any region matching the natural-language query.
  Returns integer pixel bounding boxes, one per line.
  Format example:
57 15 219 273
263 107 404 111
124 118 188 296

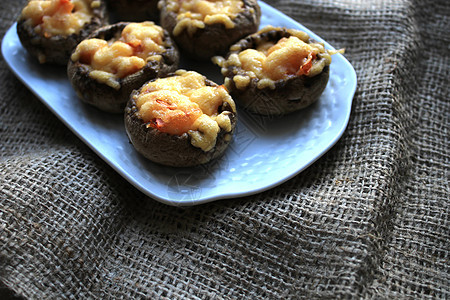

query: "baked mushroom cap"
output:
67 22 180 113
159 0 261 60
216 26 336 116
105 0 159 22
17 0 109 65
124 70 237 167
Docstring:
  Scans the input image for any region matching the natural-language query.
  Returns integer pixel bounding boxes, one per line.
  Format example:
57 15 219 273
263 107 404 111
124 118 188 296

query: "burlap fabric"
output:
1 0 448 298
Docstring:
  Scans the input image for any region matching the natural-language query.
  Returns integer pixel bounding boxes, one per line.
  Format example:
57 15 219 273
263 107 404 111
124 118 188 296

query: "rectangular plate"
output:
2 1 357 206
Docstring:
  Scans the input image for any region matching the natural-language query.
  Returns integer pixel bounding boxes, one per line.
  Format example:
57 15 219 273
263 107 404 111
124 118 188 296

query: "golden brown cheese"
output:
71 22 166 89
135 70 235 152
164 0 245 36
214 26 341 90
20 0 97 37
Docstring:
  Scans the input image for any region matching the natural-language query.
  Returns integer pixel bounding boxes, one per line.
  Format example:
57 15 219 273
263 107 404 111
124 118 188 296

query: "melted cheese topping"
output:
135 70 236 152
214 26 340 90
21 0 97 37
164 0 244 36
71 22 166 89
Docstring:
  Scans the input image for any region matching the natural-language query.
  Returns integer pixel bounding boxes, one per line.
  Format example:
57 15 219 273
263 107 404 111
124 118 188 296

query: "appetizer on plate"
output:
159 0 261 60
124 70 237 167
214 26 344 115
67 21 179 113
105 0 159 22
17 0 108 65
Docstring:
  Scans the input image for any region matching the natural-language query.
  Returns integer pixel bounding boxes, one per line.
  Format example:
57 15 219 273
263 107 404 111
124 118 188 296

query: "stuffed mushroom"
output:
159 0 261 60
17 0 108 65
67 21 180 113
214 26 344 115
124 70 237 167
105 0 159 22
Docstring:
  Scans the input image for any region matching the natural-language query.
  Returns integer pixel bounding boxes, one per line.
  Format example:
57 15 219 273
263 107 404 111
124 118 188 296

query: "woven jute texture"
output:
1 0 449 298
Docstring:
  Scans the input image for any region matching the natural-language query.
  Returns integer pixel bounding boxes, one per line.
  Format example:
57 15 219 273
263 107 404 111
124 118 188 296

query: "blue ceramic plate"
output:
2 1 357 206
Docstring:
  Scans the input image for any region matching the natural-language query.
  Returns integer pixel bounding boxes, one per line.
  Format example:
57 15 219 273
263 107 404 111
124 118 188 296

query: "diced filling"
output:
163 0 245 36
71 22 166 89
20 0 97 37
214 26 342 90
134 70 235 152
